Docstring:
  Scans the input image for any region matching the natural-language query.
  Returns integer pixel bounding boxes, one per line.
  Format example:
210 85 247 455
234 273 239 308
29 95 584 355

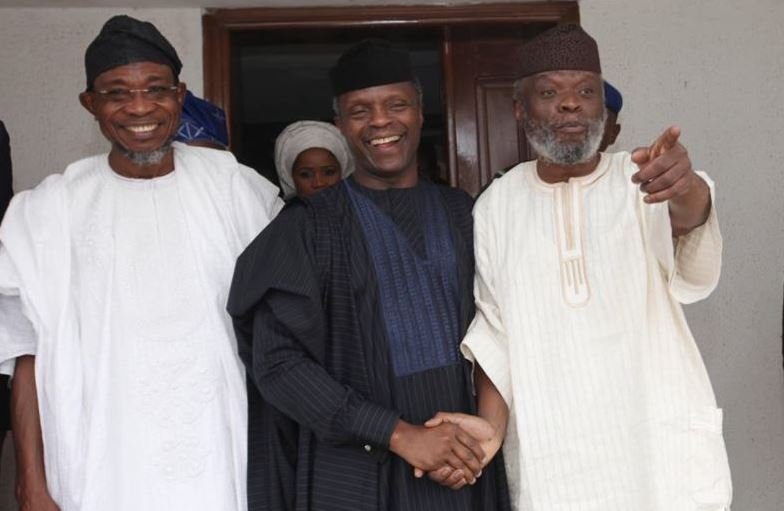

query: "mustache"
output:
523 111 606 166
551 120 589 130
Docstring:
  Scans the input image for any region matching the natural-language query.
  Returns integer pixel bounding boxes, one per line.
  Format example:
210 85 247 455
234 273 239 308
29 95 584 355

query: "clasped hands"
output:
389 412 503 491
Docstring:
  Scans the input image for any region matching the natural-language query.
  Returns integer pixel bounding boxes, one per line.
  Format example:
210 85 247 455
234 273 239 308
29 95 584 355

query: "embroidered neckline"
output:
527 152 611 192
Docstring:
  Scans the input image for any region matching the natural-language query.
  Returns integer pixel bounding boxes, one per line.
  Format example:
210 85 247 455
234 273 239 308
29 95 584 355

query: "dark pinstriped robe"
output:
229 178 510 511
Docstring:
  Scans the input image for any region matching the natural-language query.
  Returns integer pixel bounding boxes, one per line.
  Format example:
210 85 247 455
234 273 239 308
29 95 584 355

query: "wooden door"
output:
202 3 579 197
446 24 555 195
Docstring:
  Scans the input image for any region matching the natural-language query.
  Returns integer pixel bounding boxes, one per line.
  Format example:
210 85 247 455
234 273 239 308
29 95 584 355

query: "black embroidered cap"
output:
84 15 182 90
329 39 415 96
518 24 601 78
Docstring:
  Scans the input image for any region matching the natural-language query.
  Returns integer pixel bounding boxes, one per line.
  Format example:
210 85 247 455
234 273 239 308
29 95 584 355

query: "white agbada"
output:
0 143 283 511
463 152 732 511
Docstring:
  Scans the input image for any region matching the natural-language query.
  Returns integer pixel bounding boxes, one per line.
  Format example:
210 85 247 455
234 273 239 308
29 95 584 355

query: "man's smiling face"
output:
515 70 606 166
80 61 185 175
335 81 423 185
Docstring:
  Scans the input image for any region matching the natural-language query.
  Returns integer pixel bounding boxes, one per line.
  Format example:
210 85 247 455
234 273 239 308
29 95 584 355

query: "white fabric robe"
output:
0 143 283 511
463 152 732 511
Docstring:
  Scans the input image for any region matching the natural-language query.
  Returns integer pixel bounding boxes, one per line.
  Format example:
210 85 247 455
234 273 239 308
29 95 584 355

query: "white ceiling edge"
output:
0 0 550 8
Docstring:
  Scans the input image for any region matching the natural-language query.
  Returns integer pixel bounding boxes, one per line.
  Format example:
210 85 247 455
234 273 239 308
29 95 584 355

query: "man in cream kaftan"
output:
461 24 732 511
465 152 731 510
0 16 283 511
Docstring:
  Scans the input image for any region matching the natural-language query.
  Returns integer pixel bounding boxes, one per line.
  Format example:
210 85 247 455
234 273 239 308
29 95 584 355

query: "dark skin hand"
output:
419 412 498 490
12 356 60 511
631 126 711 236
389 419 486 487
418 367 509 490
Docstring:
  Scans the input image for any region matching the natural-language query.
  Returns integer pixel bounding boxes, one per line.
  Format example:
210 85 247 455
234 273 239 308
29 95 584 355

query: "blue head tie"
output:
603 80 623 114
176 91 229 148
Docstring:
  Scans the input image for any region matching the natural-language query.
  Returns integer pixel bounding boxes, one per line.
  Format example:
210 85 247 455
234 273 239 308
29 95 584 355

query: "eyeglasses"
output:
93 85 179 104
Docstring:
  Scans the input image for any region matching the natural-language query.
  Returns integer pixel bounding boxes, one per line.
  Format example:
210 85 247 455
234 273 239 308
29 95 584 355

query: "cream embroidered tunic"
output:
0 143 283 511
463 152 732 511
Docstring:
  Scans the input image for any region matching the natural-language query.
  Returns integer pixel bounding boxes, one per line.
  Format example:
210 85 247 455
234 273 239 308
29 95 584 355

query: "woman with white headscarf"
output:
274 120 354 199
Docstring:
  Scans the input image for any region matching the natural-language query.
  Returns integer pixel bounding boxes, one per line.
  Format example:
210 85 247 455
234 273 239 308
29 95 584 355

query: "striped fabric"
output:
463 152 731 510
345 180 461 377
229 178 510 510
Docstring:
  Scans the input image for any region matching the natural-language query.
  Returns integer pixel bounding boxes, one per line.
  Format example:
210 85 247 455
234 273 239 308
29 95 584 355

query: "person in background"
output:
228 39 510 511
417 143 449 185
0 16 282 511
246 121 353 509
459 24 731 509
175 90 229 150
274 120 354 200
599 80 623 151
0 122 10 213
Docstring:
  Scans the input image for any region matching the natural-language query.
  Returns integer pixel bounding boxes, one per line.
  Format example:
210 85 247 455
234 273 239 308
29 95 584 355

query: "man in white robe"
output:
0 15 283 511
460 24 732 510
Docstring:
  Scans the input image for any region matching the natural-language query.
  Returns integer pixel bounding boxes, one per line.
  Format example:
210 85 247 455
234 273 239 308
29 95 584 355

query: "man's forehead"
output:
531 70 602 84
339 81 417 103
93 61 175 85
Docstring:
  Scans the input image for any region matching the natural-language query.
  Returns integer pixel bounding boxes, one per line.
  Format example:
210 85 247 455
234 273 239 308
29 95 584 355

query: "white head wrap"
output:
274 120 354 199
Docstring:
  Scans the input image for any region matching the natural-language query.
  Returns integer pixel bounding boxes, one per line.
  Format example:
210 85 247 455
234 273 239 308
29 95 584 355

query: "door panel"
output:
476 77 524 182
447 24 555 195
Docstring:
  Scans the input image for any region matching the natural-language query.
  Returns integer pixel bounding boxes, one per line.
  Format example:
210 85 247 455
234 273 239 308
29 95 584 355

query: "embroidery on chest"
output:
554 182 590 307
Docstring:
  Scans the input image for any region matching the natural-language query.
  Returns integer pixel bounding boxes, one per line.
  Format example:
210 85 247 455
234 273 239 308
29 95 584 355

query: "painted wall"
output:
582 2 784 508
0 1 782 510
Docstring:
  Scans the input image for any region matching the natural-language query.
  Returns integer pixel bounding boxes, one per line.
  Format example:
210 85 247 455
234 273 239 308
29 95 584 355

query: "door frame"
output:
202 2 579 187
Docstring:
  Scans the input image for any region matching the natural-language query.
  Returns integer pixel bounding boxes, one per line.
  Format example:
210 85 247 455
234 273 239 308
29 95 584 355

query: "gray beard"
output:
114 137 174 167
524 110 607 166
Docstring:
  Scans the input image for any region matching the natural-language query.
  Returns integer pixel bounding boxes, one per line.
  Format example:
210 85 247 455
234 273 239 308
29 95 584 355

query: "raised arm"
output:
630 126 711 236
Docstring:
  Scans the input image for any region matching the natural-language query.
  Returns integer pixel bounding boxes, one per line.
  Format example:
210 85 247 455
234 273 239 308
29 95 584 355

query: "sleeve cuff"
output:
349 399 400 450
0 358 15 377
670 171 722 303
0 294 38 368
461 319 513 407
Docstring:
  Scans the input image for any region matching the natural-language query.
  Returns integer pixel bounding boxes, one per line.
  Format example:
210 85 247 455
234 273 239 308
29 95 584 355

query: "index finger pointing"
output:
650 125 681 158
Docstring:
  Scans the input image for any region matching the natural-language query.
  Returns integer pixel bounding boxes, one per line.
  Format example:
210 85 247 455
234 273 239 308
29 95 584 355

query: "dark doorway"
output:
203 2 580 196
232 28 446 187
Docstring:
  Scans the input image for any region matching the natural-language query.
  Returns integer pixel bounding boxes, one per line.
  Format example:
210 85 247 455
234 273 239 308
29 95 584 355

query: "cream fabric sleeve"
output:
460 201 513 407
670 171 722 303
644 171 722 304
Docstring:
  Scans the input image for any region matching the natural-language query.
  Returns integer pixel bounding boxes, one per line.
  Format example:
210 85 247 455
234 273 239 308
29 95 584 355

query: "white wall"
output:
583 1 784 509
0 1 782 510
0 8 203 191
